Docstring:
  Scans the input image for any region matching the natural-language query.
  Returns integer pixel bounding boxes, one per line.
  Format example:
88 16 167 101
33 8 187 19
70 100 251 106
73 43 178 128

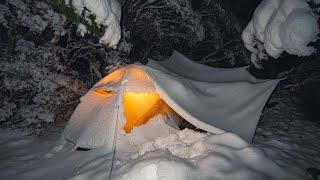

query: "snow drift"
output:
68 0 121 48
242 0 319 67
63 51 280 150
0 128 306 180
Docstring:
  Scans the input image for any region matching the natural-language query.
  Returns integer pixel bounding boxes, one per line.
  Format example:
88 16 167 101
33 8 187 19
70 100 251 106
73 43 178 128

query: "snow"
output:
0 56 309 179
1 0 319 179
137 129 208 159
35 2 67 36
280 8 319 56
0 125 308 180
1 0 126 134
69 0 122 49
117 29 133 53
15 39 36 58
77 23 88 37
0 4 10 28
0 37 81 129
118 118 180 150
162 0 205 44
8 0 66 35
0 100 16 122
242 0 319 67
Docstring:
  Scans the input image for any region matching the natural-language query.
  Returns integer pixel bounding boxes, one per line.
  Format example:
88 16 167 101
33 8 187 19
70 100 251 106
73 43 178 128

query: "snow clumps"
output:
242 0 319 67
68 0 122 49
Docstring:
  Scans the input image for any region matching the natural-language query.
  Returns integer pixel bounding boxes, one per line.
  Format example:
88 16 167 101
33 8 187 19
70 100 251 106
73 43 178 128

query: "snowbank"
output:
0 126 307 180
113 129 304 180
242 0 319 67
69 0 121 49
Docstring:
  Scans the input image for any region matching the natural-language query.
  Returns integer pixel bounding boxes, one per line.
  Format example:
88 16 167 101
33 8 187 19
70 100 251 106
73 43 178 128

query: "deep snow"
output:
0 117 315 180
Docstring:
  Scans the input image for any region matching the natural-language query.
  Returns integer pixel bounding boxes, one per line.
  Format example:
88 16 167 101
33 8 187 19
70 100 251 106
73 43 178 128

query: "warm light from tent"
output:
123 92 165 133
95 68 125 87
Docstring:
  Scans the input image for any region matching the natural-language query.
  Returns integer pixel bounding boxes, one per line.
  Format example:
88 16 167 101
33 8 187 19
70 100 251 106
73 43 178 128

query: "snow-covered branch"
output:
242 0 319 68
67 0 121 49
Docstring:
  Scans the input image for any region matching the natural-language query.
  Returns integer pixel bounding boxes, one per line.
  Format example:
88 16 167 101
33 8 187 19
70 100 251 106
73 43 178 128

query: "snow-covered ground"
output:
0 116 316 180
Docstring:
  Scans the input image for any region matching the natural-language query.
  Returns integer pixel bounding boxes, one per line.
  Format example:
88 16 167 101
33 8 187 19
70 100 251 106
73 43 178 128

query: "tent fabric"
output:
63 65 176 149
63 51 280 149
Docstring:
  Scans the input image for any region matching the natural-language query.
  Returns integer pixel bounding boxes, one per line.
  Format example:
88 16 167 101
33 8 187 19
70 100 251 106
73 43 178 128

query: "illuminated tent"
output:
63 51 280 149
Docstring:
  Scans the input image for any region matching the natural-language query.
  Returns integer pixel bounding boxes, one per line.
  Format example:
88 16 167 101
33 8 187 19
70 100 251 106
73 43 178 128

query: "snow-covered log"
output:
242 0 319 68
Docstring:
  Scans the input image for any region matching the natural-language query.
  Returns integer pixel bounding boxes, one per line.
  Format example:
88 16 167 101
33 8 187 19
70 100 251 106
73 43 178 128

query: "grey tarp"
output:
143 51 280 141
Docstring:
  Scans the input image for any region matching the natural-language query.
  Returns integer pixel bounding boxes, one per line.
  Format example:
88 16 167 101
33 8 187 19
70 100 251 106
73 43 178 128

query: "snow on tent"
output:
63 51 280 149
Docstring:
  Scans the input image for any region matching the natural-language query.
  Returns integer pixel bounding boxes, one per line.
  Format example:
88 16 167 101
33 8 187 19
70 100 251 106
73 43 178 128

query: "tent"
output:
63 51 280 150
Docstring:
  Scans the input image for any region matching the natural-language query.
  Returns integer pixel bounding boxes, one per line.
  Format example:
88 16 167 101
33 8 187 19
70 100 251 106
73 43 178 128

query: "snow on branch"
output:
242 0 319 68
67 0 121 49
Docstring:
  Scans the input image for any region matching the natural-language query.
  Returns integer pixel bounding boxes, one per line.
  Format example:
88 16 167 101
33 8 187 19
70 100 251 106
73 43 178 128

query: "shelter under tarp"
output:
63 51 280 149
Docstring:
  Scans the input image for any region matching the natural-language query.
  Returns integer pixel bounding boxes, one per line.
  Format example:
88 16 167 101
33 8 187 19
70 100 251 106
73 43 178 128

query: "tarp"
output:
63 51 280 149
143 51 280 141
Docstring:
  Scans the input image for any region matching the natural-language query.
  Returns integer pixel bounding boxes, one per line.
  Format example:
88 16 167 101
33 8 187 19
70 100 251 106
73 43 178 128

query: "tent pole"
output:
108 70 127 180
108 101 120 180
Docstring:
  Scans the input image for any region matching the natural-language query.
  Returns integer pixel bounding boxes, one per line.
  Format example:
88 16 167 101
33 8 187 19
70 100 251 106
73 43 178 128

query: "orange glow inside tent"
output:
123 92 167 133
95 69 125 86
93 66 173 133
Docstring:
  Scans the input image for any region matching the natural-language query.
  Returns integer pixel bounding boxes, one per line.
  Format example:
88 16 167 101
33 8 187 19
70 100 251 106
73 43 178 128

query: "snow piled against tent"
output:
242 0 319 67
114 130 304 180
68 0 121 48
